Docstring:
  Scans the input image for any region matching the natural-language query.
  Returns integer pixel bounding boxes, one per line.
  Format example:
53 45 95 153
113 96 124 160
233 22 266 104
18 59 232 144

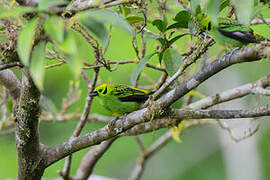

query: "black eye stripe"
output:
103 87 107 94
208 22 211 31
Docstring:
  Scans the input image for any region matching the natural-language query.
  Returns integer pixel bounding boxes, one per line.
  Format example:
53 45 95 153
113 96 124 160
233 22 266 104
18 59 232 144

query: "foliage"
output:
0 0 270 179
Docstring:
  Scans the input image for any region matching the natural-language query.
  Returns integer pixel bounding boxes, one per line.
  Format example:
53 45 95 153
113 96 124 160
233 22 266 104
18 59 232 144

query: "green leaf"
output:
59 30 78 55
163 14 168 30
79 9 133 34
159 48 166 64
59 30 83 78
167 11 191 30
173 10 191 24
30 41 46 91
152 16 167 32
44 16 64 43
163 48 182 77
17 18 38 66
219 0 230 12
152 19 164 32
126 16 145 24
120 5 130 17
167 22 188 30
168 33 189 47
231 0 253 25
206 0 220 26
131 53 156 86
190 0 201 15
68 56 83 79
80 18 109 46
38 0 67 10
0 7 36 19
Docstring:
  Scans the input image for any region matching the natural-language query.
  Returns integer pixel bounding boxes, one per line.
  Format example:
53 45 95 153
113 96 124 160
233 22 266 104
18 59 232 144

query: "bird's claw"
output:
108 114 127 133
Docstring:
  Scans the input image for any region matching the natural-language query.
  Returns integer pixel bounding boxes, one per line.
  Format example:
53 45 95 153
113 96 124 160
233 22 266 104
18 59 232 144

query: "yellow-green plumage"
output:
90 84 151 117
200 17 268 48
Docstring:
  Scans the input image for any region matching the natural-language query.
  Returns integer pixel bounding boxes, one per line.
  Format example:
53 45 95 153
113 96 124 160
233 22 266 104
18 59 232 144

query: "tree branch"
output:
43 43 270 167
251 18 270 25
60 69 100 179
188 72 270 109
0 62 22 71
144 37 215 105
66 0 134 12
128 131 171 180
15 0 38 6
72 138 116 180
123 105 270 136
157 43 270 109
15 69 44 179
0 69 21 101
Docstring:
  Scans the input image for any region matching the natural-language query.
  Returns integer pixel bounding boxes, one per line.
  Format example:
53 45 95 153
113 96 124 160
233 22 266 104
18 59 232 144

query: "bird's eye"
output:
103 87 107 94
98 89 102 92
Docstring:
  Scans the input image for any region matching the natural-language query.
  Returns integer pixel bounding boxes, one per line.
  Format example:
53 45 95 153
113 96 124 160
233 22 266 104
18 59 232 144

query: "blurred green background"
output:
1 2 270 180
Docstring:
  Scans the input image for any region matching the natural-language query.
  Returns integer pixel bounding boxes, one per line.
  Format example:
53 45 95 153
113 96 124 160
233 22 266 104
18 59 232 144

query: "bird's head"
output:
90 84 113 97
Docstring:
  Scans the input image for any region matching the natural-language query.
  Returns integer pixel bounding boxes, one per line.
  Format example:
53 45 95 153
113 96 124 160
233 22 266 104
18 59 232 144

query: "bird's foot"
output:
108 114 127 133
108 117 119 133
224 47 239 60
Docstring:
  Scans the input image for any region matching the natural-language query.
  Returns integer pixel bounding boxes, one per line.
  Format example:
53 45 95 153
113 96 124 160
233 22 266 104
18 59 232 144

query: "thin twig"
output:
128 131 172 180
177 0 192 14
144 37 215 106
0 128 14 135
0 62 22 71
59 69 100 179
72 138 117 180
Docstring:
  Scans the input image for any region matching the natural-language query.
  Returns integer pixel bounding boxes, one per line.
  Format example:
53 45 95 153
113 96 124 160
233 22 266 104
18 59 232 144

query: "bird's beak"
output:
90 91 98 97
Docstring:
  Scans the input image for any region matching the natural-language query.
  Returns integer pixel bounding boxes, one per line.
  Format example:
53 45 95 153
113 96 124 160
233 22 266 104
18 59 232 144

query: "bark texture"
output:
15 69 45 180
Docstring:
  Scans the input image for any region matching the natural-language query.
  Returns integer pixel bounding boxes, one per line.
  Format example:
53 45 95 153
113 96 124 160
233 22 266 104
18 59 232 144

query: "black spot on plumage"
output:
103 87 107 94
114 92 124 96
118 95 149 102
208 22 211 31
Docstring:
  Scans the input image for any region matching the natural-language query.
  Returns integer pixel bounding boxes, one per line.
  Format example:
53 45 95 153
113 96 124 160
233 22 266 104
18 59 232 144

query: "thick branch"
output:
0 69 21 101
172 106 270 119
43 43 270 167
158 43 270 109
15 69 44 180
188 73 270 109
124 105 270 136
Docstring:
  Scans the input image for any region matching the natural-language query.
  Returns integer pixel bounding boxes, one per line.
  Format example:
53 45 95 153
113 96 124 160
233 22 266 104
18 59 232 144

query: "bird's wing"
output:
112 86 150 102
217 25 259 43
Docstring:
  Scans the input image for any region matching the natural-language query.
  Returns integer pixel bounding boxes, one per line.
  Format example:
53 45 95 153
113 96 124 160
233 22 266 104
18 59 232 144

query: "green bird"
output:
90 84 152 117
200 17 268 48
